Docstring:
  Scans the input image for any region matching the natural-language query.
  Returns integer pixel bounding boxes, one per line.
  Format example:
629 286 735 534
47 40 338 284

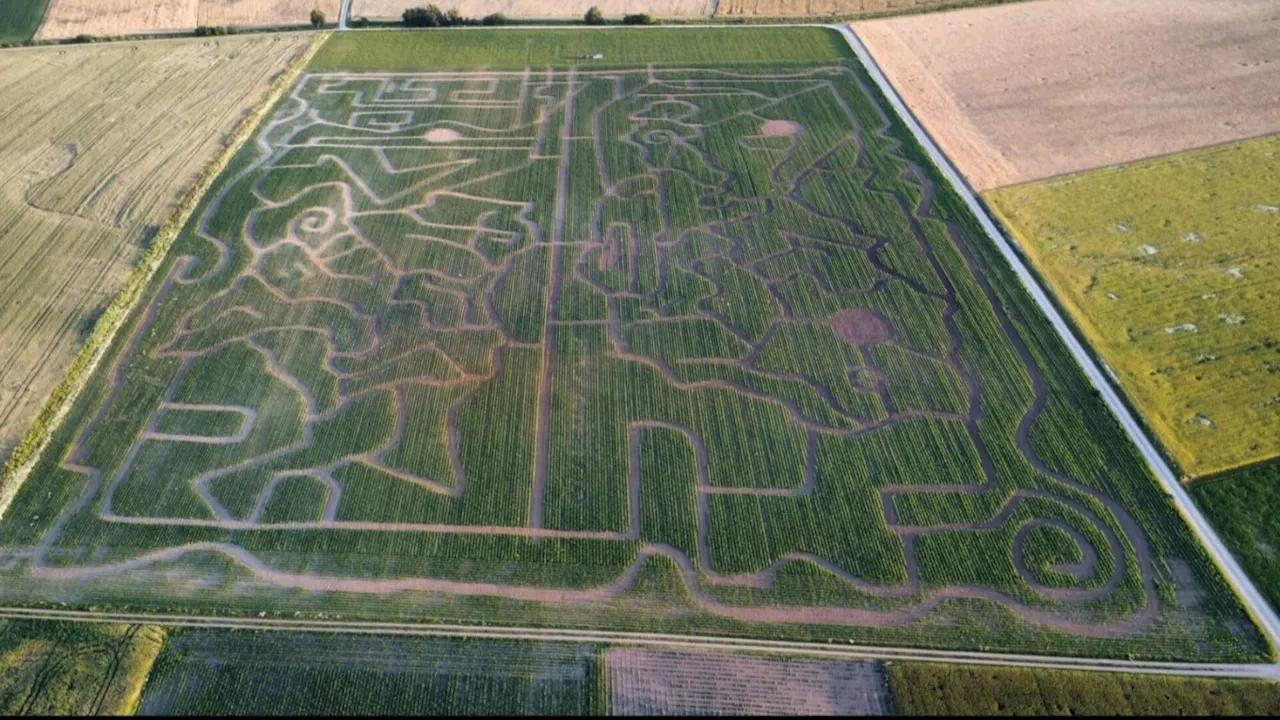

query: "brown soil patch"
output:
830 308 894 345
855 0 1280 190
353 0 712 20
761 119 803 137
718 0 972 18
424 128 464 143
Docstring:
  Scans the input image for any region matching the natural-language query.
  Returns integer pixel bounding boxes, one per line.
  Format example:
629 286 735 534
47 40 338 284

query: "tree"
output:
482 13 507 26
403 5 444 27
622 12 657 25
584 6 605 25
446 8 464 26
310 8 326 27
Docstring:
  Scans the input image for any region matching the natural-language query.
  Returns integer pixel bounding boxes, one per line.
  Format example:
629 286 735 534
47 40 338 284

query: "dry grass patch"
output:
855 0 1280 190
986 134 1280 478
718 0 976 18
0 34 313 462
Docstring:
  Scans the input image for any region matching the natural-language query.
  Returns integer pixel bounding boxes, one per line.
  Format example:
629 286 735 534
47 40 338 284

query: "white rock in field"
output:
1115 222 1131 232
1191 414 1215 427
1184 232 1204 243
1201 293 1218 300
1196 353 1217 363
1164 323 1198 334
1218 313 1246 325
1255 204 1280 213
1106 292 1119 301
1226 267 1245 279
1138 244 1159 255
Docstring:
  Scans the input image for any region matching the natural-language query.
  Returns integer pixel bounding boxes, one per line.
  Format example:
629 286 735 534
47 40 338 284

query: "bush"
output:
622 12 657 25
584 6 605 25
350 16 369 28
73 34 96 43
194 25 229 37
402 5 470 27
481 13 507 26
310 8 326 27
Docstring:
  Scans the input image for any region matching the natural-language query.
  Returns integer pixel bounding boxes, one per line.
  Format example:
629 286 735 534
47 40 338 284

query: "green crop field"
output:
0 0 48 44
1193 462 1280 614
887 662 1280 715
137 631 603 715
0 28 1267 662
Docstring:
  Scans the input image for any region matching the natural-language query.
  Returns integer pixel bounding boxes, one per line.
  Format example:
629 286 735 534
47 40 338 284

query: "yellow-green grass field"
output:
986 134 1280 479
0 620 165 715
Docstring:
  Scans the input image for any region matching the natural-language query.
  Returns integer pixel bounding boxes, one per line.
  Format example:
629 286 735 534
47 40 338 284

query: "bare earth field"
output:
34 0 340 39
351 0 712 20
855 0 1280 191
0 34 314 461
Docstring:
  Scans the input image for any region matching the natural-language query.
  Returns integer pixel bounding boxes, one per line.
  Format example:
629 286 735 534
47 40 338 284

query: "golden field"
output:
987 134 1280 478
0 34 313 461
34 0 340 39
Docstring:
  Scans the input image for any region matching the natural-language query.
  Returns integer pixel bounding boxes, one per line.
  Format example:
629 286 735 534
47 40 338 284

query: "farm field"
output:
1194 463 1280 615
0 34 317 467
137 631 603 715
716 0 999 19
854 0 1280 191
0 27 1268 661
985 134 1280 479
352 0 713 21
33 0 340 40
0 0 49 44
0 620 164 715
887 662 1280 715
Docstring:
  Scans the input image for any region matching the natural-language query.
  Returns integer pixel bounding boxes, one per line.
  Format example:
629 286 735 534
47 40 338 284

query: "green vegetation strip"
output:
0 0 49 45
309 27 852 71
888 662 1280 715
1193 463 1280 614
0 32 330 514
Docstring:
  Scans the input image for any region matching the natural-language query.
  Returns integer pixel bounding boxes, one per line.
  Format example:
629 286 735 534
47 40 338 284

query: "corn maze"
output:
0 46 1265 659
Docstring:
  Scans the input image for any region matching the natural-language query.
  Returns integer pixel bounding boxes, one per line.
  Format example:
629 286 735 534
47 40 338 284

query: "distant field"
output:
33 0 339 40
352 0 712 21
0 27 1267 662
0 620 164 715
716 0 991 18
986 134 1280 479
1193 463 1280 614
855 0 1280 190
310 26 854 70
0 34 315 466
0 0 49 44
137 631 602 715
887 662 1280 715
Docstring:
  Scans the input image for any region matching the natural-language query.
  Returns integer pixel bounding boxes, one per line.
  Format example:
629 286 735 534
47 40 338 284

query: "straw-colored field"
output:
717 0 971 18
350 0 712 20
34 0 339 39
856 0 1280 190
0 34 314 461
986 134 1280 479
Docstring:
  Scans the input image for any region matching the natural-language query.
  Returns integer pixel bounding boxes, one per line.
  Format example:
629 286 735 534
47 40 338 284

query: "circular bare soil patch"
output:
830 309 894 345
761 120 803 137
424 128 463 143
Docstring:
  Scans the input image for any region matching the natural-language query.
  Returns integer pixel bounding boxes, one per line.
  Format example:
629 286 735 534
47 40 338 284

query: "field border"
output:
835 24 1280 655
0 31 331 519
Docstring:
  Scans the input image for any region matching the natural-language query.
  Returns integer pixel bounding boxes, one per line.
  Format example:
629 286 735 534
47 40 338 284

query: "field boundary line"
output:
834 23 1280 657
0 606 1276 679
0 32 332 521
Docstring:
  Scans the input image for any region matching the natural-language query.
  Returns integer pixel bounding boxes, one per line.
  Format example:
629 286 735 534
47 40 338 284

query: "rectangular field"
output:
0 28 1268 662
986 134 1280 479
0 34 315 464
854 0 1280 190
0 0 50 44
33 0 341 40
352 0 714 21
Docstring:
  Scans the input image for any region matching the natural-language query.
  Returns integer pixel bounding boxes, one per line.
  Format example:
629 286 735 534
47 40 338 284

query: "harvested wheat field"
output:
855 0 1280 191
718 0 976 19
34 0 339 39
986 134 1280 479
0 34 314 462
351 0 712 20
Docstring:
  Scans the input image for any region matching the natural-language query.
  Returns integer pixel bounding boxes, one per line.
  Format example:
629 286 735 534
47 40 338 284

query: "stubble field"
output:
34 0 341 40
0 34 316 464
986 134 1280 480
0 28 1267 662
854 0 1280 191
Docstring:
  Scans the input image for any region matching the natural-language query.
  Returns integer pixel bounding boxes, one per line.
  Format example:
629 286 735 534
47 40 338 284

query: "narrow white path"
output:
832 23 1280 654
339 0 353 29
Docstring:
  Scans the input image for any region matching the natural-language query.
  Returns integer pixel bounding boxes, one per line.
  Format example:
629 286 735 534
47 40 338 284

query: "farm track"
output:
0 24 1274 675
